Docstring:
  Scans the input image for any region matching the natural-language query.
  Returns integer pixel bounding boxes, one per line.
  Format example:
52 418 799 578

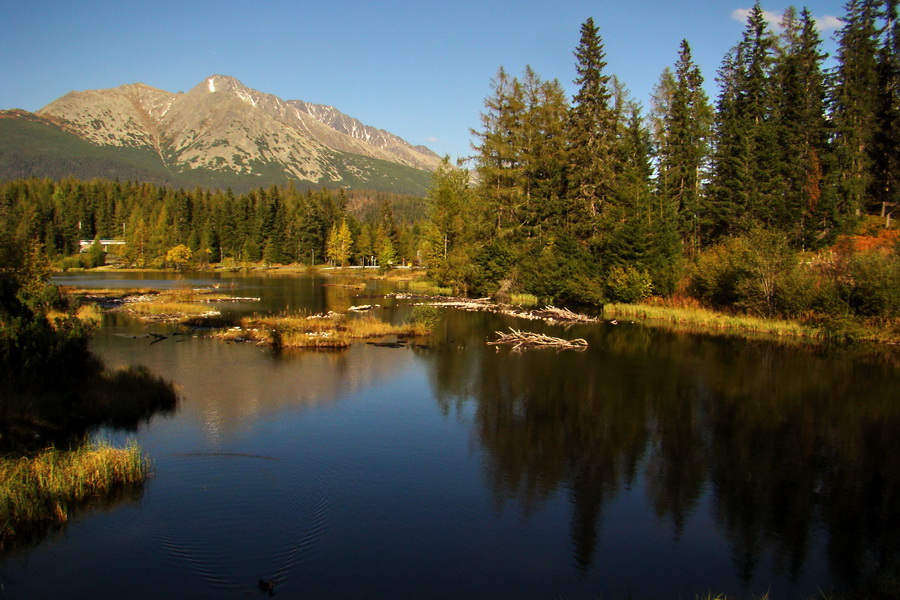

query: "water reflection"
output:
423 311 900 594
92 325 414 447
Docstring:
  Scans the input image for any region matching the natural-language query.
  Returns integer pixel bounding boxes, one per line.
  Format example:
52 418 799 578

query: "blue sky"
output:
2 0 847 161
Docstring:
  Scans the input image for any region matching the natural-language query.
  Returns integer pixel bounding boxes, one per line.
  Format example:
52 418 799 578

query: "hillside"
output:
1 76 440 194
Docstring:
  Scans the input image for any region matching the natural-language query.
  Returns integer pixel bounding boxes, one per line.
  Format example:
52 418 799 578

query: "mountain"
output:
0 75 441 194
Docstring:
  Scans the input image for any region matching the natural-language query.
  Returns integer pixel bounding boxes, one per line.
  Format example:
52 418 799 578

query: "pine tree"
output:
831 0 881 217
655 40 712 255
606 104 655 269
425 157 472 261
709 3 778 237
568 17 618 240
518 67 570 239
772 8 832 247
872 0 900 217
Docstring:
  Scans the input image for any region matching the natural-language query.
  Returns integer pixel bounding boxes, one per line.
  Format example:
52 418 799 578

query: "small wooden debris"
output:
531 305 599 324
349 304 377 311
487 327 588 352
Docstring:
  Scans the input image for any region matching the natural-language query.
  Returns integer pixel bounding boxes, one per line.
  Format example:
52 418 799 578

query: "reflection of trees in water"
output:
1 356 179 556
424 313 900 592
1 360 179 451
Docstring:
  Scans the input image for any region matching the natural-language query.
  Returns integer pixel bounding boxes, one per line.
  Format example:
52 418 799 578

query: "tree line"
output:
421 1 898 325
0 177 424 269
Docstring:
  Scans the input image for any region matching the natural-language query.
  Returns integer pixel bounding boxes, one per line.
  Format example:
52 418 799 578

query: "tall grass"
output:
604 302 817 339
403 279 453 296
1 439 147 539
217 310 431 348
506 292 540 308
605 300 899 345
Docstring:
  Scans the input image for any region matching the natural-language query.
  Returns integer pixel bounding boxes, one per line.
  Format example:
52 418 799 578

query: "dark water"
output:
3 272 899 599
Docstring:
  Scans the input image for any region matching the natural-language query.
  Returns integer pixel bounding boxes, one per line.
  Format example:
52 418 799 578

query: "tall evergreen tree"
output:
518 66 570 239
773 7 833 247
472 67 526 238
567 17 618 240
872 0 900 216
655 40 712 255
831 0 881 217
709 2 778 237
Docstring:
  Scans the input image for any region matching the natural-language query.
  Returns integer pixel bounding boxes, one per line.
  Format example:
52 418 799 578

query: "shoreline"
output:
59 266 899 348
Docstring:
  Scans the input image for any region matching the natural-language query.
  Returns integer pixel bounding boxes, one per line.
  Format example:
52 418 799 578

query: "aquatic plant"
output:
0 440 148 541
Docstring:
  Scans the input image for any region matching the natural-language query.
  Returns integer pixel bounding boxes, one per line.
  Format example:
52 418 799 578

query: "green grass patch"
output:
1 439 147 540
506 292 540 308
403 279 453 296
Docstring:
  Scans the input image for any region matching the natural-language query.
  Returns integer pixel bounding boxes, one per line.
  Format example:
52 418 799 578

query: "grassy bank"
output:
603 300 899 345
217 309 432 349
1 440 148 541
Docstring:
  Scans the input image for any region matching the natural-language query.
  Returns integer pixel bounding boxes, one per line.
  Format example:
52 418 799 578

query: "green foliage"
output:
606 265 654 303
408 304 442 330
843 251 900 317
0 239 93 397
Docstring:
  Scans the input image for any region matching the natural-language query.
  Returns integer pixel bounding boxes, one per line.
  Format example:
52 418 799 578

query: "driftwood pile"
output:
392 294 599 326
529 305 599 324
487 327 588 352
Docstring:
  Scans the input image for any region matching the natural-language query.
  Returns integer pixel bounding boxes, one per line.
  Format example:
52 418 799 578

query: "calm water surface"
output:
3 272 899 599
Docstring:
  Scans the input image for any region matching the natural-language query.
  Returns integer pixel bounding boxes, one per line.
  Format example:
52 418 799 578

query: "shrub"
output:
606 265 654 304
846 252 900 318
409 304 442 330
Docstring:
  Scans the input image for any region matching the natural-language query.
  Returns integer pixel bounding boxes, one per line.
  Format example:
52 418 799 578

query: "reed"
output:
403 279 453 296
506 292 540 308
45 303 103 328
604 303 817 339
0 440 148 539
604 301 900 345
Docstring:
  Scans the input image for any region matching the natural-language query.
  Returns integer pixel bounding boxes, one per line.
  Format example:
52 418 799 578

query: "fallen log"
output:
487 327 588 352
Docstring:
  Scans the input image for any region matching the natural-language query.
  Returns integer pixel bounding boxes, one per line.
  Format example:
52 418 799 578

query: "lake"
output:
2 271 899 599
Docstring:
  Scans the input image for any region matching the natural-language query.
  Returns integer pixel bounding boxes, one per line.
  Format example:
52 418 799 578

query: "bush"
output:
690 238 752 308
606 265 654 304
409 304 442 330
845 252 900 318
774 261 819 318
690 229 799 317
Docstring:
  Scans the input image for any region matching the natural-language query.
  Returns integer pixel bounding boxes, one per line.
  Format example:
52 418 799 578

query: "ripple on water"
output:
152 452 330 593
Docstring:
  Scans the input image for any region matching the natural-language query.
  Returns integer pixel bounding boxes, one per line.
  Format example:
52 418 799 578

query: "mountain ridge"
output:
1 75 440 194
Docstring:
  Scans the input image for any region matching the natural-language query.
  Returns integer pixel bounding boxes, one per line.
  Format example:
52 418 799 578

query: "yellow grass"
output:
1 440 147 539
46 303 103 328
605 301 899 345
217 310 430 348
126 300 219 317
604 302 816 338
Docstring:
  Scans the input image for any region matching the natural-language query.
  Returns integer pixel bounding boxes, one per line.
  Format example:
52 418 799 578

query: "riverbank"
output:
61 266 899 347
604 299 900 346
0 440 147 544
